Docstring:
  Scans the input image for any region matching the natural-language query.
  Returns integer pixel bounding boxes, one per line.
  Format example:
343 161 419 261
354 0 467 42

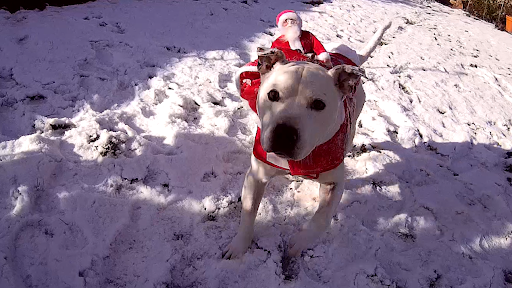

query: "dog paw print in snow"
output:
143 76 172 105
92 131 128 158
0 67 17 90
201 169 218 182
16 34 29 45
164 45 187 54
175 98 201 124
505 151 512 186
84 13 125 34
34 117 76 135
26 93 47 103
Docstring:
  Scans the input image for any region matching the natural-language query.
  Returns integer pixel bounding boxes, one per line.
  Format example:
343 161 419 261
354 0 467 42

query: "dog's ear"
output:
257 47 287 74
328 65 365 97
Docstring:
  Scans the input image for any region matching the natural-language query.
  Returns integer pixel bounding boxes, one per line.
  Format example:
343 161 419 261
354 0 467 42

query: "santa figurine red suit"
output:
271 10 332 67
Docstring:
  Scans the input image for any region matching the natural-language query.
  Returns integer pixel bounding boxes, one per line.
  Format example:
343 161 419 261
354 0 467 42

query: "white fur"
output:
325 21 392 66
223 21 392 259
357 21 392 64
316 51 331 62
287 35 304 52
257 62 344 159
280 22 304 52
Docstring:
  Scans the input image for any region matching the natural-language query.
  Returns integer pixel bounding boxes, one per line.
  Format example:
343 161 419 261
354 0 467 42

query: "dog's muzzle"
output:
268 123 299 159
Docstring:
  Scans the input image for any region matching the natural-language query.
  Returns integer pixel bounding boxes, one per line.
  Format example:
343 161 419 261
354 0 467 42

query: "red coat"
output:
236 49 358 179
271 30 327 56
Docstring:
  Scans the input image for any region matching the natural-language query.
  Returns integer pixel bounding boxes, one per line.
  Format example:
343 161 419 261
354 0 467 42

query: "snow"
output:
1 0 512 287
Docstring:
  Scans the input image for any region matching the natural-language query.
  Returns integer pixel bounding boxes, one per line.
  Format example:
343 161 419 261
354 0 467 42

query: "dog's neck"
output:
315 99 345 146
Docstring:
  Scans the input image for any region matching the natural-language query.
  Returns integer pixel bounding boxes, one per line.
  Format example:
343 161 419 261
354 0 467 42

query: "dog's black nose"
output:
270 123 299 158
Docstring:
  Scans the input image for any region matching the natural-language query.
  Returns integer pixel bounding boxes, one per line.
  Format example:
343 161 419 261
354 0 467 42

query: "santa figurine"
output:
272 10 332 67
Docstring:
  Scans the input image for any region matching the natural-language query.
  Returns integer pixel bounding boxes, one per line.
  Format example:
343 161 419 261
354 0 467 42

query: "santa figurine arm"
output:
310 33 332 68
270 37 283 49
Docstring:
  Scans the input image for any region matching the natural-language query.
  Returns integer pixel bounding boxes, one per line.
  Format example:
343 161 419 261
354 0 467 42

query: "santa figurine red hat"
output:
273 10 331 66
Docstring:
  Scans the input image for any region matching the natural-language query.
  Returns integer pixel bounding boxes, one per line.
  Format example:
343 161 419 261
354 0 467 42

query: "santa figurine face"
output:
282 18 297 27
280 18 302 42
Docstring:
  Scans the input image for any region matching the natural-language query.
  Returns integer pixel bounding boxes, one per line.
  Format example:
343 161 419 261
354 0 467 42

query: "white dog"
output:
223 22 391 259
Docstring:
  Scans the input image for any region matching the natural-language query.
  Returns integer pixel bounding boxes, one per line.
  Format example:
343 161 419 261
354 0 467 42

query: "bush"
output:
440 0 512 30
466 0 512 30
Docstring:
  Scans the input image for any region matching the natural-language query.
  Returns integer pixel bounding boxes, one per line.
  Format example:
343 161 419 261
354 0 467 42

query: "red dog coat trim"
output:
237 49 358 179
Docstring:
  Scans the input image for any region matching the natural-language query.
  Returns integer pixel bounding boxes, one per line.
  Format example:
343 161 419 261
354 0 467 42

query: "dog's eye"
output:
310 99 326 111
267 89 280 102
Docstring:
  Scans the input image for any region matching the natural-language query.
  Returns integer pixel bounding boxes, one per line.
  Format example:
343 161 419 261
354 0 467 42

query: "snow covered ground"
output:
1 0 512 287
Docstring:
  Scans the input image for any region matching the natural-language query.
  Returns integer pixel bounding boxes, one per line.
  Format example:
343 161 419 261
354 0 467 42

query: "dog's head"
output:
256 48 364 161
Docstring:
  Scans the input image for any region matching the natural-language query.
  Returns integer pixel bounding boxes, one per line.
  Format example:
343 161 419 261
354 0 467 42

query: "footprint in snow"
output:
9 219 88 287
505 152 512 186
164 45 187 54
201 170 218 182
281 241 300 281
16 35 29 45
96 21 125 34
217 72 232 89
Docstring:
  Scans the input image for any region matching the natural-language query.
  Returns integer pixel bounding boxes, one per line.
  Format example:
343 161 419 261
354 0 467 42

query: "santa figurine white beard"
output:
280 22 304 53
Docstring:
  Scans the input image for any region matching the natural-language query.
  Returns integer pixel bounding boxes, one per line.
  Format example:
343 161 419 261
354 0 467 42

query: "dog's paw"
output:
222 234 251 259
288 228 320 257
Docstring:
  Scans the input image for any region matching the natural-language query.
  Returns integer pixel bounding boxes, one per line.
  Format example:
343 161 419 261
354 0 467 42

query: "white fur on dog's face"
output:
257 62 345 160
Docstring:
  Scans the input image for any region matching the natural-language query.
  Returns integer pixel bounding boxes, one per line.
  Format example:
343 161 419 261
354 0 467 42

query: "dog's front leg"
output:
288 177 345 257
223 156 279 259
